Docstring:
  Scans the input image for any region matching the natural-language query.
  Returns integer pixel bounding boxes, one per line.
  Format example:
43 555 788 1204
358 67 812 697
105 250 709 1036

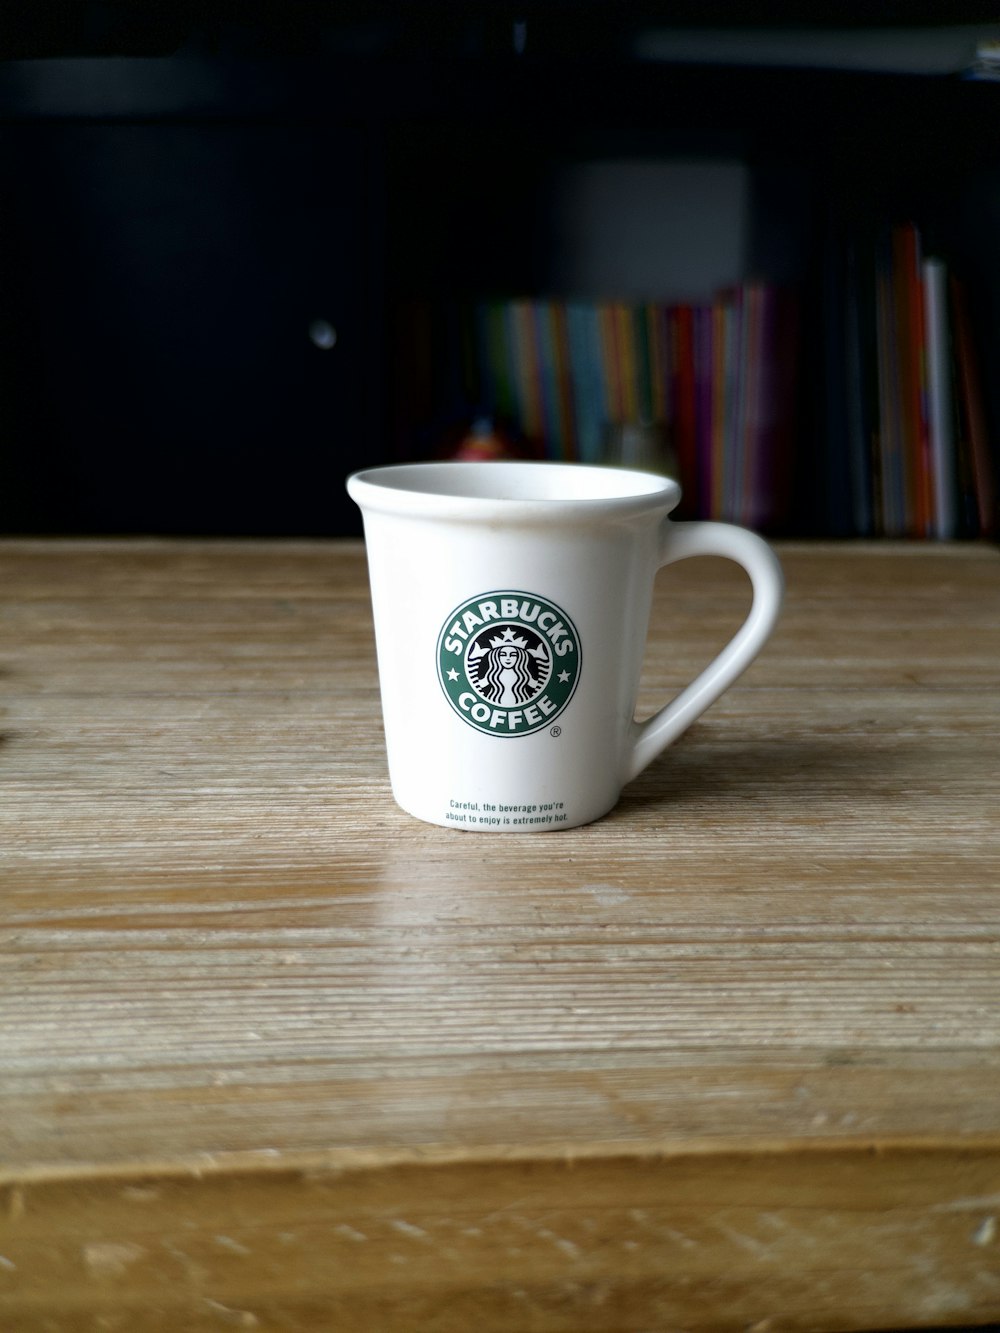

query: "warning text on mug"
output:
446 799 568 828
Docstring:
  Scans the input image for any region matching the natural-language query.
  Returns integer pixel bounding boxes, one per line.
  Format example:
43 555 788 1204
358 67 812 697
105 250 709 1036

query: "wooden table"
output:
2 538 999 1332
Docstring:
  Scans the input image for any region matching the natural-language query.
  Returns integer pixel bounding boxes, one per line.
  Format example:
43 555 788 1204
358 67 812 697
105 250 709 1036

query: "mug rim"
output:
347 460 681 521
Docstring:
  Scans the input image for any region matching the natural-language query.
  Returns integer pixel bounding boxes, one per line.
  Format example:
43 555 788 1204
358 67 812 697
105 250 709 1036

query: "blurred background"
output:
2 1 999 538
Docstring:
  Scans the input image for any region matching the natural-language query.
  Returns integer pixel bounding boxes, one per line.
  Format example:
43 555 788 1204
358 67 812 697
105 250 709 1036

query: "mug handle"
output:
626 520 784 782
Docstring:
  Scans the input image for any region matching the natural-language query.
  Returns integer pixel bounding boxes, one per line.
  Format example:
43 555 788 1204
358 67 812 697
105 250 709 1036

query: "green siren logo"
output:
437 590 581 737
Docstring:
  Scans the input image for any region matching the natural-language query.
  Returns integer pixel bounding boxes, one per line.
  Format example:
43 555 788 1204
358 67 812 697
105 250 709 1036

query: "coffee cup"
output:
347 461 782 832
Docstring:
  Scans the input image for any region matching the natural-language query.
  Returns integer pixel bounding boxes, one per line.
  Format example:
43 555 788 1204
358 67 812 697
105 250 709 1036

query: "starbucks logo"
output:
437 590 581 737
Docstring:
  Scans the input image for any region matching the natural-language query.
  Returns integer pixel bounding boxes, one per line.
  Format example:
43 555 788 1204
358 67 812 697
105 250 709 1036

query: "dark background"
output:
2 1 1000 537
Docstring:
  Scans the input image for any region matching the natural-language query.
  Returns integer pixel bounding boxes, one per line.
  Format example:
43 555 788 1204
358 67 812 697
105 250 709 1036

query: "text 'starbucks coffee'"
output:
348 461 783 832
437 591 580 736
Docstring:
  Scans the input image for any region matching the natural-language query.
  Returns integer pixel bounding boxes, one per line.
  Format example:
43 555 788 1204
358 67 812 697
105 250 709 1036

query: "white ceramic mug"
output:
347 461 782 832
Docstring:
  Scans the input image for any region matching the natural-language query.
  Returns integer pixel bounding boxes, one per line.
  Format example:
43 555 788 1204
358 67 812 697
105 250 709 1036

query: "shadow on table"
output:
612 723 915 822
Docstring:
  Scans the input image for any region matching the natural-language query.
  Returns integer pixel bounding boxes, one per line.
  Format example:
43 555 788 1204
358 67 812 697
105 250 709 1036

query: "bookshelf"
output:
1 6 998 537
382 50 1000 540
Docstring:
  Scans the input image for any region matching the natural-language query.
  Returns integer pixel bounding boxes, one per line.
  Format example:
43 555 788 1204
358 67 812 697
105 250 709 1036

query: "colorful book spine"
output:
549 304 577 461
951 274 997 537
672 304 699 513
922 257 958 539
402 236 994 541
711 296 731 521
693 304 715 519
466 288 801 531
892 224 930 535
564 303 604 463
858 225 995 538
532 302 560 459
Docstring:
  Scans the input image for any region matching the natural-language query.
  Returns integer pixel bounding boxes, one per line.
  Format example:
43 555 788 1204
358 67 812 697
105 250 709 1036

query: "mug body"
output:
348 462 678 831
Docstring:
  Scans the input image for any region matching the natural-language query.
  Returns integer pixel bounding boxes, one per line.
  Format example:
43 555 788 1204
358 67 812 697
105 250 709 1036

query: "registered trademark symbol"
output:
550 725 562 738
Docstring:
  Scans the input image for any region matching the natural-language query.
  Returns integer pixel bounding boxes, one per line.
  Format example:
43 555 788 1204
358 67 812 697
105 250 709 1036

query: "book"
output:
461 288 799 528
922 257 958 539
951 274 997 537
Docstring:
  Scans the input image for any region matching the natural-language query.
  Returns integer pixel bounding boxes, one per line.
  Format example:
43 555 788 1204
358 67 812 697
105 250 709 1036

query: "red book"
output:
951 275 997 537
892 224 933 536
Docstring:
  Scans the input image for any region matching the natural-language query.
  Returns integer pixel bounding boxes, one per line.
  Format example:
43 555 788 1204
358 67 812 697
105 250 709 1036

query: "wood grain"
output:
1 538 999 1329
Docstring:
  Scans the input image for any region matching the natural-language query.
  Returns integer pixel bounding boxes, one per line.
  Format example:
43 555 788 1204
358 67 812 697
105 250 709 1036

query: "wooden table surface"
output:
1 538 999 1332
